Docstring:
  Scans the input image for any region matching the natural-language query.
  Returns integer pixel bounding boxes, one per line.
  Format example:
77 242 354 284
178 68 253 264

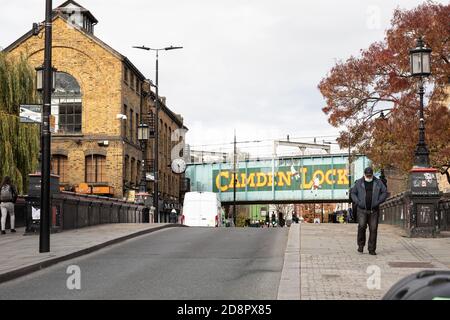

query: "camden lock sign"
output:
213 164 349 193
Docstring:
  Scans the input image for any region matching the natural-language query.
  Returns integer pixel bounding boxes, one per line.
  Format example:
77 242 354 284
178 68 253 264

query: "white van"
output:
182 192 223 227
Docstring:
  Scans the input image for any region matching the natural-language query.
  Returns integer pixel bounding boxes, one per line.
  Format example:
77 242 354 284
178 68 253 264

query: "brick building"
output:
4 1 187 221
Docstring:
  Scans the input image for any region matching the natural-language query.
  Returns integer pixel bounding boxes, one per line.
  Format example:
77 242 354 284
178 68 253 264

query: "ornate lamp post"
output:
409 37 432 167
406 37 440 237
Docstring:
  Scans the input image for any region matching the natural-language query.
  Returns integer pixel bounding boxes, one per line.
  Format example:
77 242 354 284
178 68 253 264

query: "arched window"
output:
51 155 68 183
52 72 82 134
85 155 106 183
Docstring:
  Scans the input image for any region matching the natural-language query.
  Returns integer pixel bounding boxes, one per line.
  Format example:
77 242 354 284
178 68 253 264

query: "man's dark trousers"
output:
357 209 379 252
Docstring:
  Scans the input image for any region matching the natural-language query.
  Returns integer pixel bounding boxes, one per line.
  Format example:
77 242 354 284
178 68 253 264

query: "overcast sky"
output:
1 0 445 153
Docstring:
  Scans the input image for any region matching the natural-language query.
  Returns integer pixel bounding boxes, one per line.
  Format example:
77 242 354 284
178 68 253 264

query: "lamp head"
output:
132 45 150 51
165 46 183 51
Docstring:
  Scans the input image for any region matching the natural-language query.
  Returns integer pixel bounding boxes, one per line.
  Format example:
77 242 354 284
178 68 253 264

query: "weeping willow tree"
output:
0 52 40 194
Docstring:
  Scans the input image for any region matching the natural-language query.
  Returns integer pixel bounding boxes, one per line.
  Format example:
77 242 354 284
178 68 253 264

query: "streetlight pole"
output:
132 45 182 223
39 0 53 253
409 37 432 168
348 134 351 209
233 130 237 226
414 77 430 167
406 37 439 237
154 50 160 223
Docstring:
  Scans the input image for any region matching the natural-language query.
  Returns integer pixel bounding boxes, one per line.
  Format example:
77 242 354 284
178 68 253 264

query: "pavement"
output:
0 226 288 300
1 222 449 300
0 223 178 284
278 223 450 300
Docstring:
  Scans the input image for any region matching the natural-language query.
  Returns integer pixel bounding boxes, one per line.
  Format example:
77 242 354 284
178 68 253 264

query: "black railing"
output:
380 192 449 234
438 195 450 231
379 192 408 228
23 191 151 232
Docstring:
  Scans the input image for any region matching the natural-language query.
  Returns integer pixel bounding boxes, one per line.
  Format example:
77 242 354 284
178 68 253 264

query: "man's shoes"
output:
10 229 16 233
357 246 363 253
369 251 377 255
1 230 5 235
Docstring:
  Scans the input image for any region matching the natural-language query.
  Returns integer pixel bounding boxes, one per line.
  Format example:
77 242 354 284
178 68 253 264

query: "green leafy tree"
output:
0 52 40 194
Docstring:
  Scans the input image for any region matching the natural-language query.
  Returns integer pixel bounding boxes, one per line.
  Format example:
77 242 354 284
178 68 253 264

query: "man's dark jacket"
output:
350 177 387 210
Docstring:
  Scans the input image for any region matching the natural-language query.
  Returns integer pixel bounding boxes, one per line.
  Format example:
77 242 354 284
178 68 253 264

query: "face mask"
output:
364 176 373 183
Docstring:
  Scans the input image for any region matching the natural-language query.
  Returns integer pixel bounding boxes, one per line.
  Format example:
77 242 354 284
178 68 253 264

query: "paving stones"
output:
279 223 450 300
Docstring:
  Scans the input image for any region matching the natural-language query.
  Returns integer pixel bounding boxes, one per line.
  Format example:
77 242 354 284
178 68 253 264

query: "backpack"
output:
0 185 16 203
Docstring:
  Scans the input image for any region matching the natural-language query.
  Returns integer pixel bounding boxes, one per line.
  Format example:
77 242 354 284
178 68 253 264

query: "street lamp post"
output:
37 0 54 253
348 134 351 207
406 37 440 237
409 37 432 168
132 45 182 223
233 130 237 226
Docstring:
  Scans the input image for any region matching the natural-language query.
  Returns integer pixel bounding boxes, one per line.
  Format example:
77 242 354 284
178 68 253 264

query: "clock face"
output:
171 158 186 174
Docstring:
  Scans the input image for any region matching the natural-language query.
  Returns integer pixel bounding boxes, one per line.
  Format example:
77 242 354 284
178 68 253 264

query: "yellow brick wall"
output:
8 18 123 136
7 16 185 202
7 17 141 198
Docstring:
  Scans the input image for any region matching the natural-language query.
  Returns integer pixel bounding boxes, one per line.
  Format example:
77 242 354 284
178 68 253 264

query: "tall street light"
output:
132 45 183 223
406 37 440 237
37 0 54 253
409 37 432 168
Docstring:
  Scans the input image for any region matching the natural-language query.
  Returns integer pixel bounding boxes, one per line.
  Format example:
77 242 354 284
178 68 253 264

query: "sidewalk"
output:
278 223 450 300
0 223 179 284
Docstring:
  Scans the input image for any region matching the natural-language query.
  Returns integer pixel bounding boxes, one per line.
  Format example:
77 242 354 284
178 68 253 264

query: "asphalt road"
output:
0 227 288 300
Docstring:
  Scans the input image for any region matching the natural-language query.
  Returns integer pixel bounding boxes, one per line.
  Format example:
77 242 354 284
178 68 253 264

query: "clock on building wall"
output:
171 158 187 174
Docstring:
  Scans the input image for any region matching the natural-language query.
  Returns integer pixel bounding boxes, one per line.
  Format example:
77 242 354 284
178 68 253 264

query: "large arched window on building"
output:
51 155 68 183
52 72 82 134
85 155 106 183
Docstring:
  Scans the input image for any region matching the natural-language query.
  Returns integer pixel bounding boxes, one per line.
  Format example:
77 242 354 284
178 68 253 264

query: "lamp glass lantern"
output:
138 123 150 142
35 66 57 92
409 38 432 77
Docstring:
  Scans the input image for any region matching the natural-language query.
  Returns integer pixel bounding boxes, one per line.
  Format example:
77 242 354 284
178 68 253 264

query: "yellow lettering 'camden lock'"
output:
213 166 349 192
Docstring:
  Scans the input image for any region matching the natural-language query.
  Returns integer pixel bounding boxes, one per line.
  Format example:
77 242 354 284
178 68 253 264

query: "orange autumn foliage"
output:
319 2 450 173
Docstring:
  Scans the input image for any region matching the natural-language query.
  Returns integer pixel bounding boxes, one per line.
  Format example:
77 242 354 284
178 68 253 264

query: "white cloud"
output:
1 0 444 151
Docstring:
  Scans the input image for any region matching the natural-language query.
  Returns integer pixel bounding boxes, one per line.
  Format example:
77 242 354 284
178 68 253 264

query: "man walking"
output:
351 167 387 255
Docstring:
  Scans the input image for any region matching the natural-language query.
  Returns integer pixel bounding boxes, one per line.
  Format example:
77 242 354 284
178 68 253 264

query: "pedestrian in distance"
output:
0 176 18 234
265 213 270 228
350 167 388 255
170 209 177 224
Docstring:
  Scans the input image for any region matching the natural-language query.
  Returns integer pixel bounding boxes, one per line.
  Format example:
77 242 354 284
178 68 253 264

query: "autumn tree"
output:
318 2 450 174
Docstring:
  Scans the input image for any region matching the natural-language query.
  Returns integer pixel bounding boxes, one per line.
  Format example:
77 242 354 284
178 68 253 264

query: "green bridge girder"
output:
185 154 371 203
